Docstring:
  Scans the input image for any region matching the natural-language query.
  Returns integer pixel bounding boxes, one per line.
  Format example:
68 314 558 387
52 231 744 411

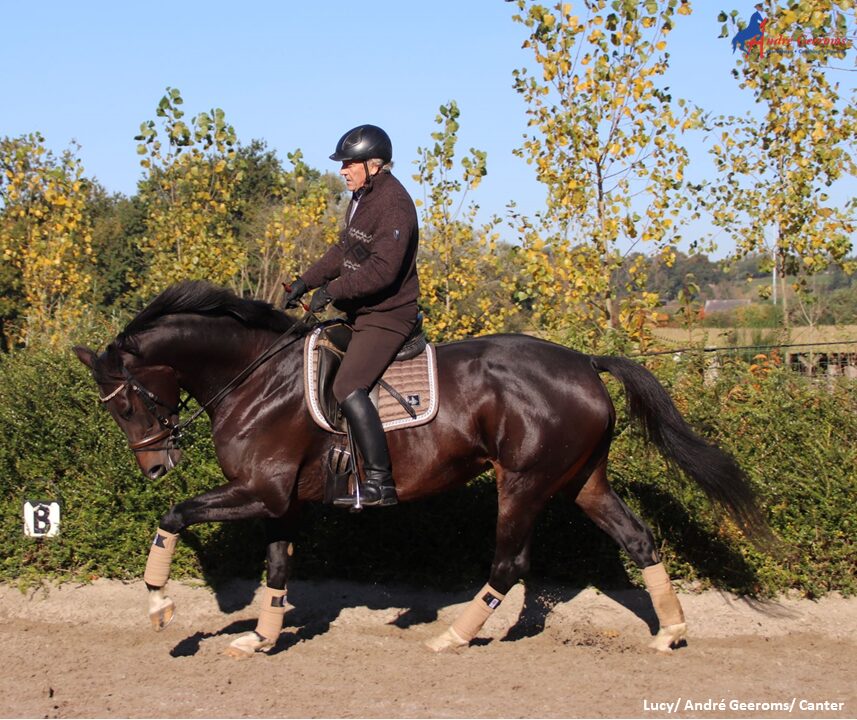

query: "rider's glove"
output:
309 285 333 314
282 278 308 309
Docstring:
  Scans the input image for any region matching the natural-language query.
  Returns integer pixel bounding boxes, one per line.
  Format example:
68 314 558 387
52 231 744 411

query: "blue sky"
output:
1 1 853 258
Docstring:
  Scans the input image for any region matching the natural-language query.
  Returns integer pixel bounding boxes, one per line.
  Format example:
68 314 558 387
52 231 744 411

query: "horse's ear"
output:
73 345 97 369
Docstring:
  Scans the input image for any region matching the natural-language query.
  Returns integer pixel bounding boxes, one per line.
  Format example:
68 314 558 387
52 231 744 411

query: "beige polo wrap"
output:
642 562 685 627
255 586 288 642
143 529 179 587
451 583 506 642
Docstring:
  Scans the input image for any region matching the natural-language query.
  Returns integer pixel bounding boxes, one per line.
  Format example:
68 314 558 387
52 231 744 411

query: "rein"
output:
101 311 315 452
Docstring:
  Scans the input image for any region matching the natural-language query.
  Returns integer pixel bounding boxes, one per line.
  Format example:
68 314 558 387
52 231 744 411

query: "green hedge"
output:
606 353 856 597
0 345 854 597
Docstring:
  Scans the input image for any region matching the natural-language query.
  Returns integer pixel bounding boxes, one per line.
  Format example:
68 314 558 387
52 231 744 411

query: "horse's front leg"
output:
226 510 301 659
143 482 279 632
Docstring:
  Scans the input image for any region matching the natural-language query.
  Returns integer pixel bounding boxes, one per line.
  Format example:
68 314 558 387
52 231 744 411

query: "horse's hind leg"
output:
575 463 687 652
426 473 540 652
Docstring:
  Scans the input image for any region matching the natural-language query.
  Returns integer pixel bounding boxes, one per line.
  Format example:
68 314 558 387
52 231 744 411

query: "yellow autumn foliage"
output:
0 134 95 346
244 150 342 303
707 0 856 323
510 0 699 349
413 102 515 341
134 89 245 297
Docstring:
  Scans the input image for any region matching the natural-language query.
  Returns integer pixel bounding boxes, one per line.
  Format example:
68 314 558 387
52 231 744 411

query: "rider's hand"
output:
309 285 333 314
282 279 307 309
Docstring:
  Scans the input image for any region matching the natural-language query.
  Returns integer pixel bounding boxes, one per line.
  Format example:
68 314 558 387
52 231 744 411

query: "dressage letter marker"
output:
23 500 61 537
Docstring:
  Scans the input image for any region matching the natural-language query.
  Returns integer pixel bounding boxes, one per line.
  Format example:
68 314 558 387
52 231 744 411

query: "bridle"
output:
99 311 315 454
99 366 189 453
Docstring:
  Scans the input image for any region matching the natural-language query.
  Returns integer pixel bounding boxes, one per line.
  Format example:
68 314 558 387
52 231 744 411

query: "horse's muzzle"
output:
137 442 182 481
147 464 169 480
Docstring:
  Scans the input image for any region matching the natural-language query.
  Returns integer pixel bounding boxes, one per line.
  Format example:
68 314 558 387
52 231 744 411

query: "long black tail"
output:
591 355 774 549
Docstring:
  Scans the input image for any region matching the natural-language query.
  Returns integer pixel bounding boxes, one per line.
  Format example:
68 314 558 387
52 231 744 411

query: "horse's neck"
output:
137 316 279 402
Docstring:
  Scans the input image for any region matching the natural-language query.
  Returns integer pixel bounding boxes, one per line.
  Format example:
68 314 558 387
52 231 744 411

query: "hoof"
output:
148 596 175 632
648 622 687 653
425 627 469 653
224 631 274 659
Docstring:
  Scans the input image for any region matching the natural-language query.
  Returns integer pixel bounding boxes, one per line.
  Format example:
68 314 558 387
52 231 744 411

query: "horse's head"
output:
74 344 183 479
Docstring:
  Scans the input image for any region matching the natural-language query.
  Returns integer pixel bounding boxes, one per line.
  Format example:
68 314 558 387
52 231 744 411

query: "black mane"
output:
118 280 306 343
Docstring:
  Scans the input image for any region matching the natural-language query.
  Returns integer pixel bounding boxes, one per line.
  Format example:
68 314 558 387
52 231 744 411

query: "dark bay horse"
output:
74 281 770 657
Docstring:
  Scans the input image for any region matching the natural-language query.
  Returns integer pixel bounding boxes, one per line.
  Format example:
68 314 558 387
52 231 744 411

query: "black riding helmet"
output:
330 124 393 163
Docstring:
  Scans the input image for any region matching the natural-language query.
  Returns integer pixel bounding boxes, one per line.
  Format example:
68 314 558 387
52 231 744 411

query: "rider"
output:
283 124 420 507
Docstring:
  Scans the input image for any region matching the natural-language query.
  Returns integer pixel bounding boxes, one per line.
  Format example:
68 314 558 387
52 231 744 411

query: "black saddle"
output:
315 314 427 431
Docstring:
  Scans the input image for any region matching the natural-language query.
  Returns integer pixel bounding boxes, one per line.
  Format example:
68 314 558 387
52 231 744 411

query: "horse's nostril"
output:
147 465 167 480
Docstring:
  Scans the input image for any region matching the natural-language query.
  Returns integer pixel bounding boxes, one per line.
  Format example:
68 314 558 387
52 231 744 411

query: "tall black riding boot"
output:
334 388 398 508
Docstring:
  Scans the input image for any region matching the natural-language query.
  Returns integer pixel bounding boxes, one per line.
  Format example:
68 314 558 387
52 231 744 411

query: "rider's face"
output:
340 161 370 192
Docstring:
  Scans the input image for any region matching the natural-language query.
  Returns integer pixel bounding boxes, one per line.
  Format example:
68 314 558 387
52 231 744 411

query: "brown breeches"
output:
332 313 416 403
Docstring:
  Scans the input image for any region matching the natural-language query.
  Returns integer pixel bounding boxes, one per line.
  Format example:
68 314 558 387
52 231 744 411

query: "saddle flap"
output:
316 344 344 430
323 323 353 355
312 320 352 430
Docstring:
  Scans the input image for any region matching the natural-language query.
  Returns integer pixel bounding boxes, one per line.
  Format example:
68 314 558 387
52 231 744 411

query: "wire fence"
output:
634 338 857 358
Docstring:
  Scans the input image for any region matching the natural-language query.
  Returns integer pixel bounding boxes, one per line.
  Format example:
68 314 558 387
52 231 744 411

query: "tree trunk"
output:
777 247 789 331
